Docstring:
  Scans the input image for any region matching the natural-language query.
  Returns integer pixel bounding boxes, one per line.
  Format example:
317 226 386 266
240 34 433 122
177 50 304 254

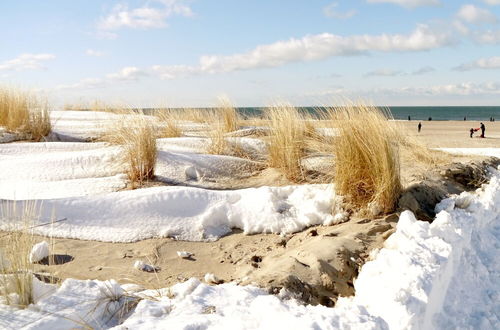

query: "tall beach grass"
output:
265 103 307 182
0 201 42 308
0 87 51 141
102 113 157 188
325 103 401 215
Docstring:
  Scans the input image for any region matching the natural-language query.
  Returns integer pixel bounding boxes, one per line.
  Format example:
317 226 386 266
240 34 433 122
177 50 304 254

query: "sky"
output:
2 0 500 107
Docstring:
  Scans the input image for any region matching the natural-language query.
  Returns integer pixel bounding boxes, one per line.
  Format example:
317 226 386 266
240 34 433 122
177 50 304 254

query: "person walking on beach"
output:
470 128 474 138
480 122 485 138
418 122 422 133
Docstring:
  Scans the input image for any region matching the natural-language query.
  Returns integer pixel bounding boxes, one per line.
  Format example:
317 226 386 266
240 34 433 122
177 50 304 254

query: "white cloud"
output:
55 78 105 91
366 0 440 9
106 66 148 80
153 25 453 79
456 5 497 24
54 67 149 91
454 56 500 71
473 29 500 43
85 49 105 57
365 69 403 77
412 66 435 74
323 3 357 19
483 0 500 5
0 53 55 71
98 0 193 31
378 82 500 96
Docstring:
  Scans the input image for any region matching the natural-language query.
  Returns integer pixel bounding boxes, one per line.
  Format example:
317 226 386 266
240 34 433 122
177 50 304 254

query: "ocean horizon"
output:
148 106 500 121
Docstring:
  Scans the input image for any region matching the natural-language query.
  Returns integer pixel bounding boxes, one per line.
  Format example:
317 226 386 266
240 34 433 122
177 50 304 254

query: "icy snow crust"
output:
0 184 338 242
1 171 499 328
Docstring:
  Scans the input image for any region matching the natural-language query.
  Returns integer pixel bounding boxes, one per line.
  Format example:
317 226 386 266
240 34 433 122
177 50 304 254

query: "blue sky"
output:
2 0 500 107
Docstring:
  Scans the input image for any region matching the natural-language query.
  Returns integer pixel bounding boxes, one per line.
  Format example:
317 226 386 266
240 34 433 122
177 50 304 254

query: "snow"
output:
177 251 193 259
0 184 340 242
0 142 127 199
29 241 49 263
2 168 498 329
1 110 499 328
435 147 500 158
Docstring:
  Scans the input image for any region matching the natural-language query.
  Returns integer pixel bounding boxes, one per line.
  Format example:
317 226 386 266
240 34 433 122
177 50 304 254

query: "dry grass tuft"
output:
0 201 41 308
266 103 308 182
0 87 51 141
326 103 401 215
205 98 240 154
102 114 157 188
398 134 451 167
155 109 183 138
64 100 129 114
216 97 239 133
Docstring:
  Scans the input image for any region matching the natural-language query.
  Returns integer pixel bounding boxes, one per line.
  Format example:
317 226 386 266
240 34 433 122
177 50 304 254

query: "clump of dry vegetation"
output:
266 103 308 182
155 109 183 138
102 114 157 188
398 134 451 167
206 97 241 155
326 103 401 215
0 87 51 141
64 99 129 114
0 201 42 308
216 97 239 133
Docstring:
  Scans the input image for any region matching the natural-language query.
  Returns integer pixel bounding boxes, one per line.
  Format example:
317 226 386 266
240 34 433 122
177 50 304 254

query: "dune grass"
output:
205 98 240 155
0 87 51 141
102 114 157 188
216 97 239 133
155 109 183 138
325 103 401 215
265 104 308 182
0 201 42 308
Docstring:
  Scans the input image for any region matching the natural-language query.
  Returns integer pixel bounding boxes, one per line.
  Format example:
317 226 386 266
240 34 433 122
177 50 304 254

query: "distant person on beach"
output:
408 115 411 121
428 117 432 121
418 122 422 133
470 128 474 138
464 116 466 121
480 122 485 138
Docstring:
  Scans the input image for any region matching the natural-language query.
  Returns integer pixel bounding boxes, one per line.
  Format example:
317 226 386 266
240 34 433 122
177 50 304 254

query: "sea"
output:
235 106 500 121
146 106 500 121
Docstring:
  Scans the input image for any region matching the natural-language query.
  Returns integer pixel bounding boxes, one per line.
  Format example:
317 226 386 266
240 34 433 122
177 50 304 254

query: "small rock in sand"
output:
133 260 160 273
177 251 194 259
204 273 223 284
29 241 49 263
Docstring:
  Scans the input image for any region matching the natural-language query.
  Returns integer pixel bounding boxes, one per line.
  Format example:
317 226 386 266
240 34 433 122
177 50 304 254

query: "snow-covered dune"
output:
0 184 341 242
0 142 126 199
1 169 498 329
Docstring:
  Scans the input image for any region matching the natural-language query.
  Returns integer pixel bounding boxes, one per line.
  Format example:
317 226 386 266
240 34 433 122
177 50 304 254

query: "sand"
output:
398 120 500 148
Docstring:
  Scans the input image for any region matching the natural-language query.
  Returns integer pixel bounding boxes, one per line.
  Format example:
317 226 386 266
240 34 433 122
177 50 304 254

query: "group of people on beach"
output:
415 121 487 138
470 123 486 138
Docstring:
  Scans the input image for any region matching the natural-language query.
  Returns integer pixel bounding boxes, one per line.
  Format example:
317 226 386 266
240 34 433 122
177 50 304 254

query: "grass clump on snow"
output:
266 103 307 182
0 201 42 308
326 103 401 215
206 97 240 155
0 87 51 141
102 114 157 188
155 109 183 138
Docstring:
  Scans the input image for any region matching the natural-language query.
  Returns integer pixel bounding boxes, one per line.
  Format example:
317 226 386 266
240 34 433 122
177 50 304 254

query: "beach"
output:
399 120 500 148
1 108 499 329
